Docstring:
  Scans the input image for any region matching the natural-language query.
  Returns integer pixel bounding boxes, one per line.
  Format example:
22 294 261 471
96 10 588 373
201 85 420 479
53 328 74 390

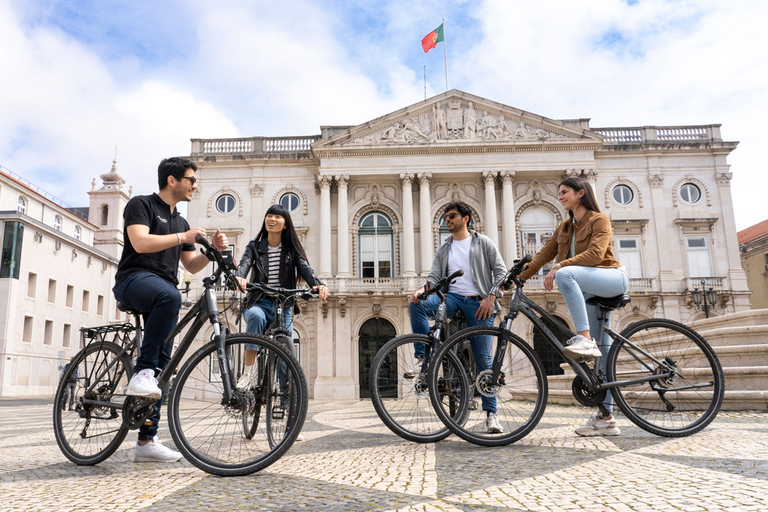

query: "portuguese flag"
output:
421 23 444 53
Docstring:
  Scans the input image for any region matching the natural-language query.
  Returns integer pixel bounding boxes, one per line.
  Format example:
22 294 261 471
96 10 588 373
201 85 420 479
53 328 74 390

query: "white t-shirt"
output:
447 236 480 297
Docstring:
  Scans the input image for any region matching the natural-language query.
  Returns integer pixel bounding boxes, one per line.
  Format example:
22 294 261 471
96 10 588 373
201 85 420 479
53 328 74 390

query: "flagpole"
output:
442 18 448 91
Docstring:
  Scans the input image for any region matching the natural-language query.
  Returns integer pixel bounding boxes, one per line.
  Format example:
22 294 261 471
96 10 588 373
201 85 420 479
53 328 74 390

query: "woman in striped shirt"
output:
234 204 327 390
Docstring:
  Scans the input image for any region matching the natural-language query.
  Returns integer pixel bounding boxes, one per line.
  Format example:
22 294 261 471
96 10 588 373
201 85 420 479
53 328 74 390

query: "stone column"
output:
648 172 678 320
400 173 417 277
318 175 333 278
715 168 749 305
501 171 517 264
483 171 499 247
418 173 433 275
336 175 350 278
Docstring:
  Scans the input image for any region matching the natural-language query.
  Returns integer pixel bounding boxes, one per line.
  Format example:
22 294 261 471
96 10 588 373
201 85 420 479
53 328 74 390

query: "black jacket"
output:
236 239 324 311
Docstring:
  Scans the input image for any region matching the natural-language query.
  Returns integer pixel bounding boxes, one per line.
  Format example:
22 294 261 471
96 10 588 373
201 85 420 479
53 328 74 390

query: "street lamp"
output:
691 279 718 318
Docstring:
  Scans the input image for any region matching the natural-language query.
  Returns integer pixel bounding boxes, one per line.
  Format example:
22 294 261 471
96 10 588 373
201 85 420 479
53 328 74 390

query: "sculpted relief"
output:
344 100 575 146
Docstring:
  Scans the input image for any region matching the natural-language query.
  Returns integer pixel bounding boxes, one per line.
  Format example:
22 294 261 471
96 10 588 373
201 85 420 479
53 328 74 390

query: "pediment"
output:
314 90 603 151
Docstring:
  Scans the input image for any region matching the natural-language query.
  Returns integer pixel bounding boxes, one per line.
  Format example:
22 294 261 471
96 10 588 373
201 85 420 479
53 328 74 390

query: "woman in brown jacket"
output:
518 176 630 436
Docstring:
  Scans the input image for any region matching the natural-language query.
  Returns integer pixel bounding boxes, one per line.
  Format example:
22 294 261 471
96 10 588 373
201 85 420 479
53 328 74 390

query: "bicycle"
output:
237 281 318 448
369 270 473 443
53 235 309 476
428 255 725 446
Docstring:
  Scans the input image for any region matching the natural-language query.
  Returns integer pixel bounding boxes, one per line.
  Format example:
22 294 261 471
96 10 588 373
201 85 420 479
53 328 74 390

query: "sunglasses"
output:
445 212 464 220
179 176 197 185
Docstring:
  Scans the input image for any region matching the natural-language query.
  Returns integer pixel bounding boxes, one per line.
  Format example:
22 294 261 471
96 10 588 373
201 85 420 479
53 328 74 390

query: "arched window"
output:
100 204 109 226
358 212 393 279
612 184 634 205
280 192 300 212
519 207 557 275
17 196 26 214
74 225 81 241
216 194 236 213
53 215 62 231
358 318 397 398
680 183 701 204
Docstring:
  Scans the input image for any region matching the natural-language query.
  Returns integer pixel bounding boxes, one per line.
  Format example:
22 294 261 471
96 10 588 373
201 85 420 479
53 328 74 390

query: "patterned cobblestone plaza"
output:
1 398 766 511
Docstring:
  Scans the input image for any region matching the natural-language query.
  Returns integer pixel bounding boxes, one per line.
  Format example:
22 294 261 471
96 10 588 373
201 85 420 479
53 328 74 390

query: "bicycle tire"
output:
167 333 308 476
241 368 262 440
369 334 468 443
608 318 724 437
429 326 548 447
53 341 132 465
265 351 299 448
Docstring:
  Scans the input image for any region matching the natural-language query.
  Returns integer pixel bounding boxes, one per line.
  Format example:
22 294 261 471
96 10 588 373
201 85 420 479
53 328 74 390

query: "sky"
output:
1 0 766 230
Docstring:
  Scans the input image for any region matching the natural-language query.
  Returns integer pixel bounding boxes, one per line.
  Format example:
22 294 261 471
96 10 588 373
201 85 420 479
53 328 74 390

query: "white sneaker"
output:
485 413 503 434
134 437 182 462
563 335 602 359
125 369 162 399
296 433 305 442
404 357 424 379
575 413 621 437
236 371 254 391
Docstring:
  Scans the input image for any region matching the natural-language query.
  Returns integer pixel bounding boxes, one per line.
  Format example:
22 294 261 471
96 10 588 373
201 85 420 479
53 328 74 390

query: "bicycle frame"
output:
493 276 679 411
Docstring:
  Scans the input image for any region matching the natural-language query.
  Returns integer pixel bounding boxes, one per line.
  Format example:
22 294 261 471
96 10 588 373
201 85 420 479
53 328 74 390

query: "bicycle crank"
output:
571 375 607 407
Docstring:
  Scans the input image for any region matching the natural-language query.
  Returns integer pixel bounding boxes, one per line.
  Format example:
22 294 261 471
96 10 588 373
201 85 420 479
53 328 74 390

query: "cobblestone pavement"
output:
1 398 767 512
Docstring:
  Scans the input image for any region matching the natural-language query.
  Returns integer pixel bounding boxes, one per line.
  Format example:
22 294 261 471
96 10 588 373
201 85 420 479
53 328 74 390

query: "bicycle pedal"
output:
271 406 285 420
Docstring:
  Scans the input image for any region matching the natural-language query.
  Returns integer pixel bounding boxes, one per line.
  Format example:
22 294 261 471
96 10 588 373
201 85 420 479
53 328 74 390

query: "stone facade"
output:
0 163 127 396
738 220 768 309
185 90 751 400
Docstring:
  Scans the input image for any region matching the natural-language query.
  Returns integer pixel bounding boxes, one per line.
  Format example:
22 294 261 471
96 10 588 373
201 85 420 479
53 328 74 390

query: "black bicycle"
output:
53 235 309 476
369 270 473 443
238 281 317 448
428 255 725 446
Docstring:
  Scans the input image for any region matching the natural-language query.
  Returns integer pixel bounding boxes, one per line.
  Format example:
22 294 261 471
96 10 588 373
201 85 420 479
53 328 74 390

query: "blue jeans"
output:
243 298 293 351
409 292 496 414
555 266 630 413
113 271 182 441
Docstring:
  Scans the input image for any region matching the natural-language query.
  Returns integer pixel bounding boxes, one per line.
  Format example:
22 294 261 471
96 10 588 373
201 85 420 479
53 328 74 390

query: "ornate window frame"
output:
272 186 309 216
207 188 245 218
351 204 401 278
672 176 712 207
605 178 643 209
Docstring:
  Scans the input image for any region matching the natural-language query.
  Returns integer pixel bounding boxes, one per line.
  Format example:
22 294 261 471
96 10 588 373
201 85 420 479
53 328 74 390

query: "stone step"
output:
694 324 768 347
689 309 768 330
714 345 768 367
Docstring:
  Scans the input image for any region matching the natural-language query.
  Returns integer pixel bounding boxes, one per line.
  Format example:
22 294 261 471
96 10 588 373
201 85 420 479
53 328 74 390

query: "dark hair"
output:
559 177 600 219
158 157 197 190
443 201 473 223
255 204 310 272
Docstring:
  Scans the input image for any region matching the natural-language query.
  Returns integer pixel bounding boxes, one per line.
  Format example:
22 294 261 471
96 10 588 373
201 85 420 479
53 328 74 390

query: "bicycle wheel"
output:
53 341 132 465
608 318 724 437
429 326 548 447
370 334 468 443
167 334 308 476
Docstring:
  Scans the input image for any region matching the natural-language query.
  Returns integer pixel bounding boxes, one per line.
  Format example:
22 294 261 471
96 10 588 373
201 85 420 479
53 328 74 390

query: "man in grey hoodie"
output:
409 201 507 433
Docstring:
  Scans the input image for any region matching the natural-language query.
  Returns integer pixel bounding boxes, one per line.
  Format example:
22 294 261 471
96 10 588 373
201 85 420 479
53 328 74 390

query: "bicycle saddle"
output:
116 302 142 317
585 294 631 310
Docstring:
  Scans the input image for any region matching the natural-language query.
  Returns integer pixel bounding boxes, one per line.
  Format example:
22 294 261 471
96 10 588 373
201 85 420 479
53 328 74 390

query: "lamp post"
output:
691 279 718 318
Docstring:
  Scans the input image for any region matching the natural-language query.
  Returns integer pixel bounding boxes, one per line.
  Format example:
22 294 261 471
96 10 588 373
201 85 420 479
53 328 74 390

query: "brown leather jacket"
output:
518 209 621 280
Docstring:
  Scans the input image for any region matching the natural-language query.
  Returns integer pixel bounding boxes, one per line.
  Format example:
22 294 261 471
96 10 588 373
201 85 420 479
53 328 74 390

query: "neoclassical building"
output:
185 90 750 400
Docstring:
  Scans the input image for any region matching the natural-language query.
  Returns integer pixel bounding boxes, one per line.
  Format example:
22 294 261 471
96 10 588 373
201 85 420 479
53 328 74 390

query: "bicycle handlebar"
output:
417 269 464 301
498 254 533 291
245 281 319 301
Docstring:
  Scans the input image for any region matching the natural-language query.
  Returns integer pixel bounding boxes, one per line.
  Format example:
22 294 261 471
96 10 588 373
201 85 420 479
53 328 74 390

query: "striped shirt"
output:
267 244 282 287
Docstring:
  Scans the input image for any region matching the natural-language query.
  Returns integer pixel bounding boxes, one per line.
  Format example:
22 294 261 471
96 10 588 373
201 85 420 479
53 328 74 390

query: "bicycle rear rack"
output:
80 323 136 351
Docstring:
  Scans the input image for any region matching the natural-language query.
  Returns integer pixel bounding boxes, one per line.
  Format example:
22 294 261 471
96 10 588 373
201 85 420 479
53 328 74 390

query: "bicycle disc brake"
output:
122 396 159 429
475 370 502 398
571 375 607 407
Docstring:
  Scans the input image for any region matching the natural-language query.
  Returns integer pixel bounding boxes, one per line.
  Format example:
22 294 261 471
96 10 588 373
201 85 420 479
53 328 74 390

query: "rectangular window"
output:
63 323 71 348
82 290 90 312
616 238 643 278
686 236 713 277
48 279 57 303
1 221 24 279
66 285 74 308
97 295 104 316
27 272 37 298
23 316 33 342
44 320 53 345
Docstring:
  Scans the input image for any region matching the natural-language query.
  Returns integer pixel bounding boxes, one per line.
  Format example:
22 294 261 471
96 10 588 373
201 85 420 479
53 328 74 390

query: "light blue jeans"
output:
555 265 630 413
